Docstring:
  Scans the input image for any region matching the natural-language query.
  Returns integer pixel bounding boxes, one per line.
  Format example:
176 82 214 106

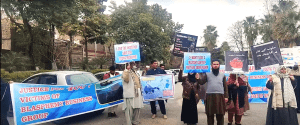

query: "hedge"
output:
91 69 109 74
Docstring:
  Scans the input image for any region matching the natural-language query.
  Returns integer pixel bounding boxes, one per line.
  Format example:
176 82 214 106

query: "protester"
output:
178 64 201 125
266 66 299 125
146 60 167 119
199 59 228 125
103 66 120 117
290 64 300 113
239 74 252 115
160 64 165 70
1 78 11 125
122 62 143 125
226 74 248 125
142 66 150 76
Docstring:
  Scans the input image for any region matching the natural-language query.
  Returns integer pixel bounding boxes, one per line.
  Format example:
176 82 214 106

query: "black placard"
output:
225 51 248 73
173 33 198 57
251 41 283 70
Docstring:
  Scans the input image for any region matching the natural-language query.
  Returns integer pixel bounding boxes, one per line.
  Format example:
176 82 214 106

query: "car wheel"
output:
52 118 69 125
96 109 105 114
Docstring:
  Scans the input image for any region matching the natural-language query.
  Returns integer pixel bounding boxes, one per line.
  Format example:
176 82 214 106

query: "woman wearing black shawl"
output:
226 74 247 125
179 66 201 125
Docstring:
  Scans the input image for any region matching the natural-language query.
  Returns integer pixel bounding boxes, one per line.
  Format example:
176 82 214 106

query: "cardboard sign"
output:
183 52 211 73
251 41 283 70
173 33 198 57
225 51 248 73
293 46 300 64
114 42 141 64
281 48 295 66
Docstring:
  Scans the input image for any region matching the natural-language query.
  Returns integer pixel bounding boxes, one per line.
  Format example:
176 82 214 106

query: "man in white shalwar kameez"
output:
122 62 143 125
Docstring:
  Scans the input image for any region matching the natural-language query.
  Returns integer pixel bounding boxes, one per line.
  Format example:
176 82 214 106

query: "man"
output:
142 66 150 76
290 64 300 113
103 66 120 117
160 64 165 70
146 60 167 119
1 78 11 125
199 59 228 125
122 62 143 125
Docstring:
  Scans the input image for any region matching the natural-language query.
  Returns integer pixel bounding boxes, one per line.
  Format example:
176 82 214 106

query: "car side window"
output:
23 76 40 84
38 75 57 85
95 74 105 80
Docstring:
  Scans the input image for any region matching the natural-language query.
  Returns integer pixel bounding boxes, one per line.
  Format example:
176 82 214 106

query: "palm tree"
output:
203 25 218 51
243 16 258 58
259 15 275 43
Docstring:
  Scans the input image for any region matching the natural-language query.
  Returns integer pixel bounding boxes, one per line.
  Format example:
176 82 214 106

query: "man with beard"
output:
199 59 228 125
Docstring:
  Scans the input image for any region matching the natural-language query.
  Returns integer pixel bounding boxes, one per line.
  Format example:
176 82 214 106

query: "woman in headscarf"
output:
179 65 201 125
226 74 248 125
266 66 298 125
239 74 252 115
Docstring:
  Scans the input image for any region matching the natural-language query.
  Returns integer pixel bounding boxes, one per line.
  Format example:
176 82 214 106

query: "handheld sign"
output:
183 52 211 73
225 51 248 73
280 48 294 66
173 33 198 57
251 41 283 70
114 42 141 64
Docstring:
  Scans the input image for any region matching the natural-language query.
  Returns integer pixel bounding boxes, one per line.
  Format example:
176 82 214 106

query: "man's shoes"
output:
108 112 112 117
228 123 232 125
152 114 156 119
112 112 117 117
163 115 167 119
235 123 241 125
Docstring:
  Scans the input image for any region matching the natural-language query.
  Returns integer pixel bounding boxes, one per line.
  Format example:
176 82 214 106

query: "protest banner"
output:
173 33 198 57
183 52 211 73
225 51 248 73
293 46 300 64
114 42 141 64
251 40 283 70
141 74 175 101
281 48 295 66
11 75 123 125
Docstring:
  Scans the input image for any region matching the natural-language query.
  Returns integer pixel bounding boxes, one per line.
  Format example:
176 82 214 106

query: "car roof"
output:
34 71 92 76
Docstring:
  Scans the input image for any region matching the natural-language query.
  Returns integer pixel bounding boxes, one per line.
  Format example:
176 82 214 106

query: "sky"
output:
103 0 299 48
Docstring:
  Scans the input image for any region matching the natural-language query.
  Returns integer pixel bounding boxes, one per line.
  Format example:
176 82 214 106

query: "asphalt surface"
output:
8 82 300 125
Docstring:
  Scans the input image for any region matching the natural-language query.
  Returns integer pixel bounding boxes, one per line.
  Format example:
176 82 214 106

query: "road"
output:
8 82 300 125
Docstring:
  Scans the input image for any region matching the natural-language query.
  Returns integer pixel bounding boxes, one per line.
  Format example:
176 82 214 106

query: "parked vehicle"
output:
165 70 179 83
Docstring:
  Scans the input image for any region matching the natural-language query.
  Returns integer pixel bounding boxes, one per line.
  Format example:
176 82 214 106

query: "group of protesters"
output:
116 59 300 125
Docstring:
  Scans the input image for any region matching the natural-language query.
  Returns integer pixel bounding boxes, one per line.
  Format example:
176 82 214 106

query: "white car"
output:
165 70 179 83
22 71 99 85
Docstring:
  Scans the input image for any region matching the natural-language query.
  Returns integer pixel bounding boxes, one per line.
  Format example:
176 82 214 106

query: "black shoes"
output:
108 112 117 117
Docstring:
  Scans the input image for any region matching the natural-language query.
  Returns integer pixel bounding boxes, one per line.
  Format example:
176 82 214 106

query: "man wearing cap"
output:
146 60 167 119
103 66 120 117
122 62 143 125
199 59 228 125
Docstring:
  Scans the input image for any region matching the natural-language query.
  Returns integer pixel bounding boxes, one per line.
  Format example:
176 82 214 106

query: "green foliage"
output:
1 51 31 73
91 69 109 74
203 25 218 51
90 57 110 69
109 0 183 63
0 69 54 82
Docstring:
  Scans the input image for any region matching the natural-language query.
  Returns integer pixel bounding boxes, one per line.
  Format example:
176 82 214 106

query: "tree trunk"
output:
69 35 73 68
85 37 88 59
23 18 36 70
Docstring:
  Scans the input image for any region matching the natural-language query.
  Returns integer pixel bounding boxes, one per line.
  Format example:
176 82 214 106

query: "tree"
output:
243 16 259 58
1 51 30 73
203 25 218 51
259 15 275 43
109 0 183 63
90 56 109 69
227 21 247 51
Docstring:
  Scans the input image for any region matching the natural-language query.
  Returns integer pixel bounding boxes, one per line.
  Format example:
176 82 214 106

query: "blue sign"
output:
114 42 141 64
141 74 175 101
183 52 211 73
10 75 123 125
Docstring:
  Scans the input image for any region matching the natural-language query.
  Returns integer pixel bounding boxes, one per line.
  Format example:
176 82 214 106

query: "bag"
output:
226 100 235 111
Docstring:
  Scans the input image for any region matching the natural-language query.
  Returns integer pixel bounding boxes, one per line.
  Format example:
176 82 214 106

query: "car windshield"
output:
66 73 99 85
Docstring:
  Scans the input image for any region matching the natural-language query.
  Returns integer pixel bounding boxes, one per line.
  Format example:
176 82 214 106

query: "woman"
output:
226 74 247 125
179 66 201 125
266 66 298 125
239 74 252 115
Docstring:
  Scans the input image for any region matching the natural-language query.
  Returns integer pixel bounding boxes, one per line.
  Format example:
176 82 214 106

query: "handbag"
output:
226 100 235 111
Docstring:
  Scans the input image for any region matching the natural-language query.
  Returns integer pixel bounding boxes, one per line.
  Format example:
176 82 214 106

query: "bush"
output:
91 69 109 74
0 69 54 82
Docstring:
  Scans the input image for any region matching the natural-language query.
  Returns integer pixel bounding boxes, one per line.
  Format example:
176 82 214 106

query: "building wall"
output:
1 18 11 51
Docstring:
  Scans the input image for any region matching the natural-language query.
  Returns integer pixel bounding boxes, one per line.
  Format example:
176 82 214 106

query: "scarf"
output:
129 69 141 97
212 68 220 76
188 73 196 82
227 74 247 108
275 66 296 106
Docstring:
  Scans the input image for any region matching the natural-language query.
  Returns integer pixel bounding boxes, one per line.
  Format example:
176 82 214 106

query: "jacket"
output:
146 68 166 75
178 70 201 103
122 69 140 98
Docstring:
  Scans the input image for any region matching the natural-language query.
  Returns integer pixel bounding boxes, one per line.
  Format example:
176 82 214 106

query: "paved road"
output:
8 82 300 125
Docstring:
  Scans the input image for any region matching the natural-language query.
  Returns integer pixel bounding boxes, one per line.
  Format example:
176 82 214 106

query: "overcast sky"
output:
104 0 300 47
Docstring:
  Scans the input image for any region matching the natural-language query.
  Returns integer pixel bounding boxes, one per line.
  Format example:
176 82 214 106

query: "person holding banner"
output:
103 66 120 118
199 59 228 125
1 78 11 125
266 66 299 125
146 60 167 119
179 65 201 125
226 74 248 125
122 62 143 125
